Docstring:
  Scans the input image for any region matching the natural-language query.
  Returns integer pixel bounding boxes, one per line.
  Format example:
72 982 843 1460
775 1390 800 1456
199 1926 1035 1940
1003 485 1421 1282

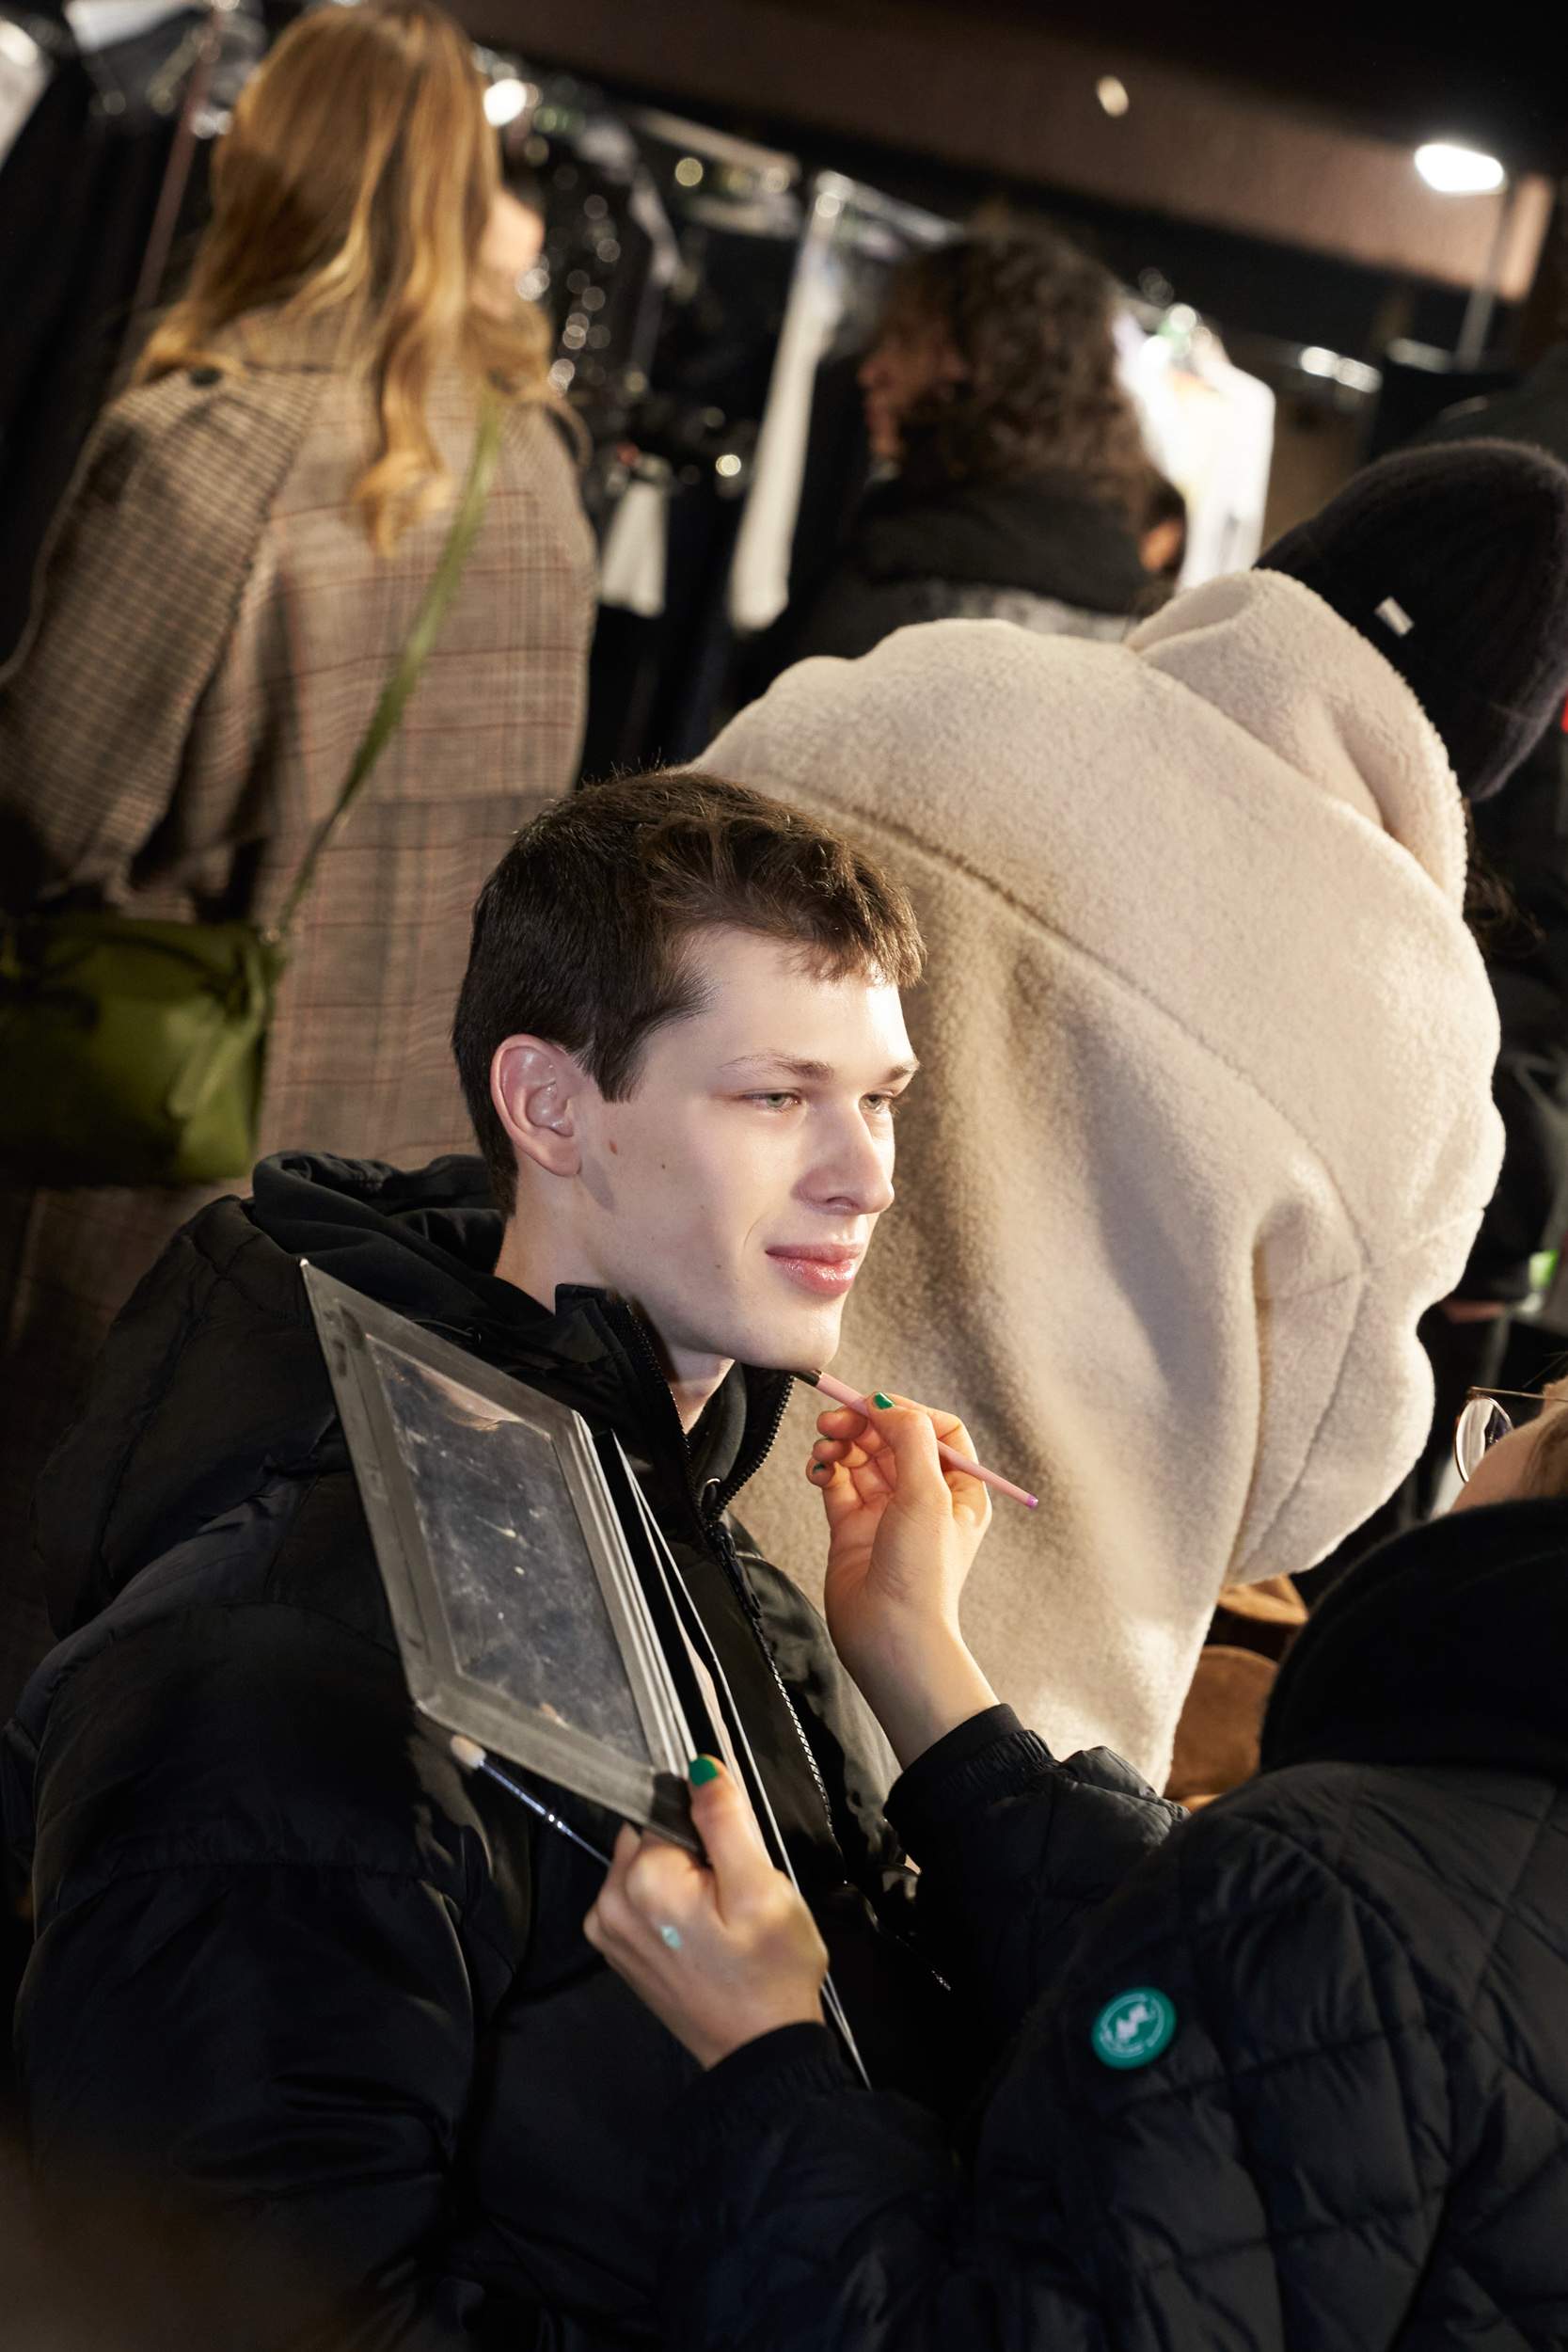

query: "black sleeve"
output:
885 1715 1185 2045
738 1530 1182 2035
1458 729 1568 1303
16 1593 529 2348
658 1809 1449 2352
1459 953 1568 1299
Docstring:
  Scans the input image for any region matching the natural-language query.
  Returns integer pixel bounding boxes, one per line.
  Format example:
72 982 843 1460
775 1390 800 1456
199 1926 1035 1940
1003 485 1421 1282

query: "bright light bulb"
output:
1415 142 1504 195
484 78 529 127
1096 76 1129 118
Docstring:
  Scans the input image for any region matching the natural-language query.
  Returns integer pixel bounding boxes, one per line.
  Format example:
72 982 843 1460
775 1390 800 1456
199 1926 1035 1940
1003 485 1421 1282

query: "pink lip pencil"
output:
794 1369 1038 1510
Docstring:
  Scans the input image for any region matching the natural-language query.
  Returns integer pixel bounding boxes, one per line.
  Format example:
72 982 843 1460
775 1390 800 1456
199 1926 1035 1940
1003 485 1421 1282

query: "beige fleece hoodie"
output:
700 569 1503 1787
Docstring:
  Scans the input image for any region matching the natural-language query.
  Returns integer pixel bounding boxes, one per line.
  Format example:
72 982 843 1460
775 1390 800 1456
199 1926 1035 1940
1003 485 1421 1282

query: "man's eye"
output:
748 1092 799 1110
864 1093 903 1116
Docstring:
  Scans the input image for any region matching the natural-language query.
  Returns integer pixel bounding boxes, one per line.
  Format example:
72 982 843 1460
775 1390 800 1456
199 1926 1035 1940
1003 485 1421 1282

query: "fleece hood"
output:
1261 1495 1568 1784
1130 567 1466 905
697 562 1503 1786
34 1151 790 1644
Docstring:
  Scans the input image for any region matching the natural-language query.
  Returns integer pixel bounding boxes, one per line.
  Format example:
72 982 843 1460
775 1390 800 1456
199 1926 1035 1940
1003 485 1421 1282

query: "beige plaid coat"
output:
0 312 596 1709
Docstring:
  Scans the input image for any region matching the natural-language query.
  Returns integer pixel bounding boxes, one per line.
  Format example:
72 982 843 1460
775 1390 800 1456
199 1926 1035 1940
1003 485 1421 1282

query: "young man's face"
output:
499 929 915 1381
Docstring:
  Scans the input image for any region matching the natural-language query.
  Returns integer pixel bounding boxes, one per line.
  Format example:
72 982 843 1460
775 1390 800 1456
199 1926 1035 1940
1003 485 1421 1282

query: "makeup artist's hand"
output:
583 1763 828 2068
808 1393 996 1766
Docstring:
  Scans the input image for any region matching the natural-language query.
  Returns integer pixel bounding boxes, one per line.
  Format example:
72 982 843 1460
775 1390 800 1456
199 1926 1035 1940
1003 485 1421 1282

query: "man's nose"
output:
807 1112 895 1214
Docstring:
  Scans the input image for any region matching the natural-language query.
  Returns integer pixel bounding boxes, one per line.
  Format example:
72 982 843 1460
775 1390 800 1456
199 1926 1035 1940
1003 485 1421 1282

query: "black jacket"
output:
1460 729 1568 1300
1 1152 953 2348
1415 346 1568 1303
661 1498 1568 2351
742 472 1148 692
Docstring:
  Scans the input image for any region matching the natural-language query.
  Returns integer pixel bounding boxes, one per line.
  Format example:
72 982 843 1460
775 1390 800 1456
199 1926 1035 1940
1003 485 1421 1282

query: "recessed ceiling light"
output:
1097 76 1130 118
1415 142 1505 194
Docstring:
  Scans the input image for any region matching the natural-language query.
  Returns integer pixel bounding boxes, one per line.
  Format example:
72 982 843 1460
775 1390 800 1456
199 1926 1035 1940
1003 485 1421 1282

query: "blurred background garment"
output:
0 0 595 1723
1163 1574 1306 1805
702 562 1503 1787
739 230 1158 692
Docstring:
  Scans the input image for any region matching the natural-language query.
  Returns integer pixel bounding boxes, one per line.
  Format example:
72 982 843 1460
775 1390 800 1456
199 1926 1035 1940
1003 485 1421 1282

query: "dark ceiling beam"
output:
465 0 1554 295
905 0 1561 176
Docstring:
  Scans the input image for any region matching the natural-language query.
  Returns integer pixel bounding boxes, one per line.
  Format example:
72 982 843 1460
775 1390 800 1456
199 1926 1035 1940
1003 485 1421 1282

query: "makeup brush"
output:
450 1734 612 1864
793 1371 1038 1509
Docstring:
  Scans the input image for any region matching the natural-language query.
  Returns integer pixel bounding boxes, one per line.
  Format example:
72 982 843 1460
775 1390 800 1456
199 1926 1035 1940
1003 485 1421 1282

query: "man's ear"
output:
490 1037 594 1179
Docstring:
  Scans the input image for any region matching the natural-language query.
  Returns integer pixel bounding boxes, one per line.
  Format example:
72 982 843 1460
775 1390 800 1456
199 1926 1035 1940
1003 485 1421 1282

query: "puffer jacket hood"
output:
1261 1492 1568 1782
38 1149 792 1646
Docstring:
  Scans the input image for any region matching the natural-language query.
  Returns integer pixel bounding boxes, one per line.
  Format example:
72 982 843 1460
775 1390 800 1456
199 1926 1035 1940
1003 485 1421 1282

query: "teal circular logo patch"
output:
1091 1987 1177 2070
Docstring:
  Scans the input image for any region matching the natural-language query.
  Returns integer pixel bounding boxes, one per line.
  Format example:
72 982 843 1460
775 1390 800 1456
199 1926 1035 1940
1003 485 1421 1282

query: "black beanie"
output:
1257 438 1568 801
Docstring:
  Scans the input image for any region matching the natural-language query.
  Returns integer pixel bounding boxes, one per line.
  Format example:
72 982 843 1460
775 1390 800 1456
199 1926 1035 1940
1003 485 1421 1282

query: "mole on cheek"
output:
608 1139 618 1154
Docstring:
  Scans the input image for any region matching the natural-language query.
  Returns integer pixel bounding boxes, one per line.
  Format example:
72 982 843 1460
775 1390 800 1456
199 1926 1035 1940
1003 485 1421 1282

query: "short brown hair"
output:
452 771 924 1212
890 230 1155 522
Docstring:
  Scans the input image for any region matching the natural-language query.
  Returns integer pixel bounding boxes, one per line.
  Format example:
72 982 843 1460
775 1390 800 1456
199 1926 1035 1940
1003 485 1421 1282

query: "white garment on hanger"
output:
65 0 189 52
598 475 668 620
1119 315 1276 585
0 20 50 170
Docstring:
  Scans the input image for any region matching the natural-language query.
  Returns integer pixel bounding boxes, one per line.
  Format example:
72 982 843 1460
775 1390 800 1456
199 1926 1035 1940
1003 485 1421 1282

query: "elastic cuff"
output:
672 2023 851 2181
893 1704 1022 1804
886 1706 1055 1857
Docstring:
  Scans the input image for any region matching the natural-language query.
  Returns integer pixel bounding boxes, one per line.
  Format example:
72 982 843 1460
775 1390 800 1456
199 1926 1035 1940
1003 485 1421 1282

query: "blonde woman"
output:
0 0 595 1715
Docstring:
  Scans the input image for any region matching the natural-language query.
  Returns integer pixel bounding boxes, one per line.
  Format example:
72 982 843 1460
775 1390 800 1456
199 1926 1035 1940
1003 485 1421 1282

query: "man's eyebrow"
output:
719 1053 920 1083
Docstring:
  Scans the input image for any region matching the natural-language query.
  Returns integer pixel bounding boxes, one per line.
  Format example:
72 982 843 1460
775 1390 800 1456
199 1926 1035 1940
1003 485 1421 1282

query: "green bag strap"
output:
267 390 504 947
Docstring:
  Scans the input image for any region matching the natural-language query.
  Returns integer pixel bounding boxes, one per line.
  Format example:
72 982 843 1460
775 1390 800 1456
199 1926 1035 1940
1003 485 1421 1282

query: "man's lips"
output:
765 1243 864 1299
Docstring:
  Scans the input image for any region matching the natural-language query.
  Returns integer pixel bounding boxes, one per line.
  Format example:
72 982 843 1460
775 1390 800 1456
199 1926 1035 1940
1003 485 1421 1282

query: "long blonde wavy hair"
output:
137 0 559 550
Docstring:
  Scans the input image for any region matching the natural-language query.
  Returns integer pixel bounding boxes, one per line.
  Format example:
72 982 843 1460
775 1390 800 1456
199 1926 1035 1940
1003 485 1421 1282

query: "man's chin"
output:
726 1294 847 1375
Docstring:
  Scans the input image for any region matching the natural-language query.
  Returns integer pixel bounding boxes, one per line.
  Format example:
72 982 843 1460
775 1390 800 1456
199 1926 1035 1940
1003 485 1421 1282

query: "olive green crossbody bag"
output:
0 400 502 1190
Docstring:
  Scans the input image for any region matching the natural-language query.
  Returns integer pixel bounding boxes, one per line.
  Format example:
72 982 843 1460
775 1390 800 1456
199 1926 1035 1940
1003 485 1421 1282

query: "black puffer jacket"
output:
1 1152 956 2348
661 1498 1568 2351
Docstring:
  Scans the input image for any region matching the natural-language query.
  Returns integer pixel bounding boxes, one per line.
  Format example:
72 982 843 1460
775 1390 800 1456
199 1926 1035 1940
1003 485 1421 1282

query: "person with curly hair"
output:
772 230 1159 672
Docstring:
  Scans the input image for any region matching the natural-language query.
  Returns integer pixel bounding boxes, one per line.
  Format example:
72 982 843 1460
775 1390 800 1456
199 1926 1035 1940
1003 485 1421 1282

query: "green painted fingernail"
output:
688 1756 720 1785
872 1391 894 1410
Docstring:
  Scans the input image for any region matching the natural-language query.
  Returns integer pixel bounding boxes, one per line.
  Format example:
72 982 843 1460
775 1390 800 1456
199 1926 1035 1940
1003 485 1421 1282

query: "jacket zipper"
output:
603 1302 837 1835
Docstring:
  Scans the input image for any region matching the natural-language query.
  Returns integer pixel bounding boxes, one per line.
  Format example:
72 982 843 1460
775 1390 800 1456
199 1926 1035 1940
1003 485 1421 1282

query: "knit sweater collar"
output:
849 473 1148 614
